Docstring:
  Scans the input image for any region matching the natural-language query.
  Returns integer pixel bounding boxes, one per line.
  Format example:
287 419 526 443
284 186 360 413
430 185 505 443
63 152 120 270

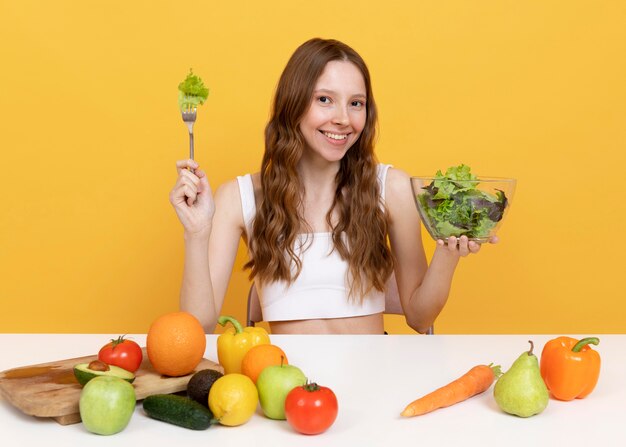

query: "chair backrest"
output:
246 273 434 334
246 284 263 327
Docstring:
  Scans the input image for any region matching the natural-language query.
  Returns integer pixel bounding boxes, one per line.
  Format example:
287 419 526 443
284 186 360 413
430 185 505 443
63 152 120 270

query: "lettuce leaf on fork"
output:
178 69 209 110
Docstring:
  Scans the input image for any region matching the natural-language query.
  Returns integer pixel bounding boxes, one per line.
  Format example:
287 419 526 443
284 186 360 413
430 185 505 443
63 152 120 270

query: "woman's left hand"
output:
436 235 499 257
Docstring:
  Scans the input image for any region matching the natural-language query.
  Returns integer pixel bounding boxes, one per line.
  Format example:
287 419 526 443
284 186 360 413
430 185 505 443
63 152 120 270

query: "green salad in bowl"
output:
411 165 516 243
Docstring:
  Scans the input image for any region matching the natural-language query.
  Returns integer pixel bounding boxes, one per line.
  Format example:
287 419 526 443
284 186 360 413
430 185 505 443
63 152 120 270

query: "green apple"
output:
79 375 136 435
256 362 306 420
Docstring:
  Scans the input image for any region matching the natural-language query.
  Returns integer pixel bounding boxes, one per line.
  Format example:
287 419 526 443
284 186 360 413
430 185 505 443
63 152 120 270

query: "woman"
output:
169 38 492 334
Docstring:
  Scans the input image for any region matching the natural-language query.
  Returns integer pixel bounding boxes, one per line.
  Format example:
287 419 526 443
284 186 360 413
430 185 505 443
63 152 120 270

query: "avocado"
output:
73 361 135 386
187 369 223 407
143 394 218 430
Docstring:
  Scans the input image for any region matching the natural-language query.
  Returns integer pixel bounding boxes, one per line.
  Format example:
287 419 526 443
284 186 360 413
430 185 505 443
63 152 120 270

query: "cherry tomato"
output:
98 335 143 372
285 382 338 435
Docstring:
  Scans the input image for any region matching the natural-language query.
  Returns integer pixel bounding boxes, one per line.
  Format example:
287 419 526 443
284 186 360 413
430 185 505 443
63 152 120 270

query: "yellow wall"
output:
1 1 625 334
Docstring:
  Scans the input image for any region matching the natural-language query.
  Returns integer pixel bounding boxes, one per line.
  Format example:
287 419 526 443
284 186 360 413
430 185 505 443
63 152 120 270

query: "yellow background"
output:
1 1 625 334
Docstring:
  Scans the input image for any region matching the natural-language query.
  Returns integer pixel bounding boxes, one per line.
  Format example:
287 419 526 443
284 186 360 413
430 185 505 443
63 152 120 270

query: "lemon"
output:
208 373 258 426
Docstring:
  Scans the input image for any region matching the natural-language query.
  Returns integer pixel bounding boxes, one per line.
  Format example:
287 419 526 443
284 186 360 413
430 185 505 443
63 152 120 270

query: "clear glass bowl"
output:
411 176 516 243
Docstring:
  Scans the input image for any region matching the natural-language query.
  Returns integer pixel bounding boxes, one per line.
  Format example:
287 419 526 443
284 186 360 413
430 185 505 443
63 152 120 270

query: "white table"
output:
0 334 622 446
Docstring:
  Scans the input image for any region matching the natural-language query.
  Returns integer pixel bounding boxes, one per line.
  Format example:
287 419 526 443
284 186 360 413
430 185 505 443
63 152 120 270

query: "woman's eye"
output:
352 100 364 107
318 96 331 104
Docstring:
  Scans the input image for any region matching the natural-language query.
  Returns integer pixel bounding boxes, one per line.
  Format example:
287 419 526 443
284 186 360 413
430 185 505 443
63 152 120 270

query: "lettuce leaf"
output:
178 69 209 110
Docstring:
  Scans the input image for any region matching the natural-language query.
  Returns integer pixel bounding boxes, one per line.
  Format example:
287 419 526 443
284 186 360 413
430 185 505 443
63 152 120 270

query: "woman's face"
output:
299 60 367 164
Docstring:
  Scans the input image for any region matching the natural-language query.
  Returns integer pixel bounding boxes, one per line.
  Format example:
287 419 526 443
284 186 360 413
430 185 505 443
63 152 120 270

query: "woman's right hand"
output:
169 159 216 236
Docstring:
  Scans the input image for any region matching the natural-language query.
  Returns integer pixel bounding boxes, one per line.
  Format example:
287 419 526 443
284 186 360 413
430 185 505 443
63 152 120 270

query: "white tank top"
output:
236 164 391 322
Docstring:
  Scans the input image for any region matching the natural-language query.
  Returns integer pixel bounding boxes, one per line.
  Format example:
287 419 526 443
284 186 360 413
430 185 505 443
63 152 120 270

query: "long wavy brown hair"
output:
245 38 394 299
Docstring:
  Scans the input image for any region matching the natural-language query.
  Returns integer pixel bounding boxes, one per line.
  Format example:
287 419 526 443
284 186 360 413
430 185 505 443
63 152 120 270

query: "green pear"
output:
494 340 549 417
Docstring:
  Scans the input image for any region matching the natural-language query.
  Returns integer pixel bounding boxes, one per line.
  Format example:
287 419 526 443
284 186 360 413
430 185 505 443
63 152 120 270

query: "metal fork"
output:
181 107 197 160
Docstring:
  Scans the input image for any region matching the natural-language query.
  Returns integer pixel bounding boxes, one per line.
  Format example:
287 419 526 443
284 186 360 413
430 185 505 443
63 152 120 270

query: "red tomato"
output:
98 335 143 372
285 383 338 435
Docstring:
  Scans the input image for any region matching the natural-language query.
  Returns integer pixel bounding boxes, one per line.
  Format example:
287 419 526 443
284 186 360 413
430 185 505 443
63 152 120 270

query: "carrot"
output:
400 364 502 417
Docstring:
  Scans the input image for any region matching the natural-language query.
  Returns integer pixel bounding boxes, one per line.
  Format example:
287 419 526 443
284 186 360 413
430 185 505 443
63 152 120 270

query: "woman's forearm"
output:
406 248 460 333
179 229 217 333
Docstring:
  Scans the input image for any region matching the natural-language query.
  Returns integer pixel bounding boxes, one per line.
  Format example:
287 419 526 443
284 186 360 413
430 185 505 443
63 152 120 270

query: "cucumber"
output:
143 394 218 430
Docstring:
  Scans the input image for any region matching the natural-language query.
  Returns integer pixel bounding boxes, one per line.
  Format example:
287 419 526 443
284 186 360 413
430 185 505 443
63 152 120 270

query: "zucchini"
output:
143 394 218 430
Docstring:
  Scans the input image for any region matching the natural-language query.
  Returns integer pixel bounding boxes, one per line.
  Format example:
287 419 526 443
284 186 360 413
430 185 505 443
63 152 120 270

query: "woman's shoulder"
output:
214 173 261 231
382 165 414 209
215 177 239 197
220 172 262 209
383 165 411 195
380 166 418 225
220 172 262 193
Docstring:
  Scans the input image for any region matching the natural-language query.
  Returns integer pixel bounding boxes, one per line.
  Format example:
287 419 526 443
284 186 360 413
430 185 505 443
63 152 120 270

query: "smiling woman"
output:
169 37 496 335
249 40 391 305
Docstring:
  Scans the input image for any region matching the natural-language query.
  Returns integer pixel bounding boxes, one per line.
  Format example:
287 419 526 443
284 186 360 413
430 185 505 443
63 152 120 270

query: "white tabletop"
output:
0 334 622 446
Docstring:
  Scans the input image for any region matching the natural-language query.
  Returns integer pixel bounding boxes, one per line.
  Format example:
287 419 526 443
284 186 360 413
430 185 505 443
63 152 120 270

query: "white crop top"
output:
236 164 392 322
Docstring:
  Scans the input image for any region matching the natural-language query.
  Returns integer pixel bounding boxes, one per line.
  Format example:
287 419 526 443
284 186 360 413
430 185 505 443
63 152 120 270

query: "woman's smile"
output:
319 130 350 144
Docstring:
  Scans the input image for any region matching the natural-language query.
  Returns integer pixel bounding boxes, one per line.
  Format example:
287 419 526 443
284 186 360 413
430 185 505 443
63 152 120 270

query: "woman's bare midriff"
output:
268 313 385 334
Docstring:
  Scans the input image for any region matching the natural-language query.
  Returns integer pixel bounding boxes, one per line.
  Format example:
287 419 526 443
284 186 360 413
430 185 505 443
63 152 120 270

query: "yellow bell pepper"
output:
217 315 270 374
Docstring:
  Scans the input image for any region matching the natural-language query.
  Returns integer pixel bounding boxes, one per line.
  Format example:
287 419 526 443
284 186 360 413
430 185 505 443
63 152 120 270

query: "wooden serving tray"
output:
0 348 223 425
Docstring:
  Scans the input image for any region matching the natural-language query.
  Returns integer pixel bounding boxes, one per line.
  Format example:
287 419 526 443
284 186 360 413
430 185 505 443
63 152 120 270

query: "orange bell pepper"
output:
539 336 601 401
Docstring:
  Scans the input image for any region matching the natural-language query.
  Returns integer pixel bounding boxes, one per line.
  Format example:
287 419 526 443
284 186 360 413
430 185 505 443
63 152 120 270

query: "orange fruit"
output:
241 344 288 384
147 311 206 377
